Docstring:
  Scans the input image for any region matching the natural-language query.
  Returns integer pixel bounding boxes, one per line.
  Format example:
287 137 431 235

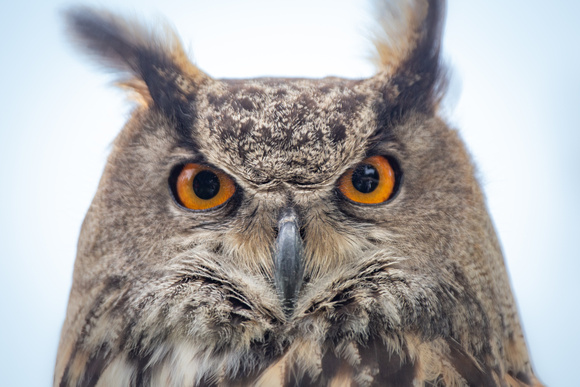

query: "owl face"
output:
56 2 540 386
91 73 461 314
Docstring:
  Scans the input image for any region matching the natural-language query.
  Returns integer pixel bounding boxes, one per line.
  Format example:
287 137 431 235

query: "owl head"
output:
55 1 540 386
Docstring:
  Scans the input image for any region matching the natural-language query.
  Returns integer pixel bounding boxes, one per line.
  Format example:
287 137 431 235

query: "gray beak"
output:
273 207 304 318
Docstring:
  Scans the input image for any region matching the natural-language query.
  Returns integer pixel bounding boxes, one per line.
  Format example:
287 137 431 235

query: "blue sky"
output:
1 1 578 385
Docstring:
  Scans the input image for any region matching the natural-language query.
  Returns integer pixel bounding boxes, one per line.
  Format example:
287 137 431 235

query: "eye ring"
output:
337 155 401 205
171 163 236 211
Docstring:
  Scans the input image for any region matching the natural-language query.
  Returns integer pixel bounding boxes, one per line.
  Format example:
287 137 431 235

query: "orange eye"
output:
338 155 397 204
174 163 236 210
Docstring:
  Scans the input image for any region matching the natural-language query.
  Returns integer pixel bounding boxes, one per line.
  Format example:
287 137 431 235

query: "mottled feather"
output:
55 1 542 386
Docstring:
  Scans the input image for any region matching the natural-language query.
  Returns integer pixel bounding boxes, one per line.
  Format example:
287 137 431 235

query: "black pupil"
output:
192 170 220 200
352 164 379 194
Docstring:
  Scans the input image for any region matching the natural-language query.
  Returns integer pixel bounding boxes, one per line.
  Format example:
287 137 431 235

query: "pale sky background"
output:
0 1 578 386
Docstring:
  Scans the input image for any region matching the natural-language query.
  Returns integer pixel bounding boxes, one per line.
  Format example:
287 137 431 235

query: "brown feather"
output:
55 1 542 386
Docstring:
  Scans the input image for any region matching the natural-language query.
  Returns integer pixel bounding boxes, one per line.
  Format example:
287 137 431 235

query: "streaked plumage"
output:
55 1 542 386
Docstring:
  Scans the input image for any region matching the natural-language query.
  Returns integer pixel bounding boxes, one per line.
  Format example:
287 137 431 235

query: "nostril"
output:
299 227 306 241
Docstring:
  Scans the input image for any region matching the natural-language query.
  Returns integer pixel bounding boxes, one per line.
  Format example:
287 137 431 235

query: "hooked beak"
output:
273 207 304 318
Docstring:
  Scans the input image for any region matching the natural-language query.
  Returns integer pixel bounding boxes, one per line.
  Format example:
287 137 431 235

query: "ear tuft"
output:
64 7 210 119
373 0 444 73
372 0 447 114
373 0 427 71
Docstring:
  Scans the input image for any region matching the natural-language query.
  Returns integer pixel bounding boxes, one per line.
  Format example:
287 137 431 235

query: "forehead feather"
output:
194 78 379 185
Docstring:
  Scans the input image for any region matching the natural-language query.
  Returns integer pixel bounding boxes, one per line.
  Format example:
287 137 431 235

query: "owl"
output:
55 1 542 386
